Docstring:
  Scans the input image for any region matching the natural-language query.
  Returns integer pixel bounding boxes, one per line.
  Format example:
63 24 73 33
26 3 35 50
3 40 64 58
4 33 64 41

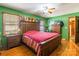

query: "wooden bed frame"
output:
20 19 61 56
22 34 61 56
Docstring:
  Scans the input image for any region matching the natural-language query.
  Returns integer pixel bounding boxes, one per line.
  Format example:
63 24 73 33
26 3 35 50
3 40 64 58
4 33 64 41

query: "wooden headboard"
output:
20 20 40 33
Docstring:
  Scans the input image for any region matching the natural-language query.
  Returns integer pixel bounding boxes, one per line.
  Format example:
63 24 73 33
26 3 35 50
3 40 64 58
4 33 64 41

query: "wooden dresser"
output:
51 23 62 34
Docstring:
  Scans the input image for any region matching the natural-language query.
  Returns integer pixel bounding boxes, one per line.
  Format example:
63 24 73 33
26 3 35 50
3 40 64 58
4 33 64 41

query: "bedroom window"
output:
3 13 20 36
40 20 45 32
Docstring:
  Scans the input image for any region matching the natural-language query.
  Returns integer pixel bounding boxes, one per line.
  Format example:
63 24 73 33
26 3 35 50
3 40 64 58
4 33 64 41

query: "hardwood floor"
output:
0 39 79 56
50 40 79 56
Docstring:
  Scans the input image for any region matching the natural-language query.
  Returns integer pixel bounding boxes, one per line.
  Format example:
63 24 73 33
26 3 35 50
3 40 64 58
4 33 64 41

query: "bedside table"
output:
5 34 22 49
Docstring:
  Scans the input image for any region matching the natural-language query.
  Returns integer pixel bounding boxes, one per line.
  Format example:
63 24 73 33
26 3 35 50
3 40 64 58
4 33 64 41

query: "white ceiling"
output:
0 3 79 18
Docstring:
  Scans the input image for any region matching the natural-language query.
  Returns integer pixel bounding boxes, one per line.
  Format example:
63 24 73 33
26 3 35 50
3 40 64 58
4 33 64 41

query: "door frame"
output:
68 16 76 40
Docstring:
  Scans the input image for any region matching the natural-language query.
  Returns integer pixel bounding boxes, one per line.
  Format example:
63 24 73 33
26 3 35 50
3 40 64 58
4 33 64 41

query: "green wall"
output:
0 6 46 50
47 12 79 40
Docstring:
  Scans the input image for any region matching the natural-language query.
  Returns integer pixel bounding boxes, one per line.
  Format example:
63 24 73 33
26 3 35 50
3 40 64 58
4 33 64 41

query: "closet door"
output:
75 17 79 43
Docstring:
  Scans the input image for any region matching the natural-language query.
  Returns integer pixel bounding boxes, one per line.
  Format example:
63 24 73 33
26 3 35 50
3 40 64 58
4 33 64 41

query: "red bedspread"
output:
24 31 59 43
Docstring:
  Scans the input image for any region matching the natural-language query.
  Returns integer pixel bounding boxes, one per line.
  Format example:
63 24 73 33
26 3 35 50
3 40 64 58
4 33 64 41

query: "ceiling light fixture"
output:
43 6 55 14
48 8 55 14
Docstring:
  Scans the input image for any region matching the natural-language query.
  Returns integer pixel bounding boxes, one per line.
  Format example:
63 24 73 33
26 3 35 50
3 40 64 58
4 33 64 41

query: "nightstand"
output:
5 34 22 49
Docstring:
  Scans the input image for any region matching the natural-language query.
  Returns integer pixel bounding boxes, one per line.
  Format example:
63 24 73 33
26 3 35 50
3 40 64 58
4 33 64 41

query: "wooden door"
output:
69 17 76 42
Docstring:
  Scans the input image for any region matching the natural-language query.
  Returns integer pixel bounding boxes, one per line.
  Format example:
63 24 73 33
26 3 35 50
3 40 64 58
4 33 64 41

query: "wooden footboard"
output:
22 35 61 56
37 36 61 56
